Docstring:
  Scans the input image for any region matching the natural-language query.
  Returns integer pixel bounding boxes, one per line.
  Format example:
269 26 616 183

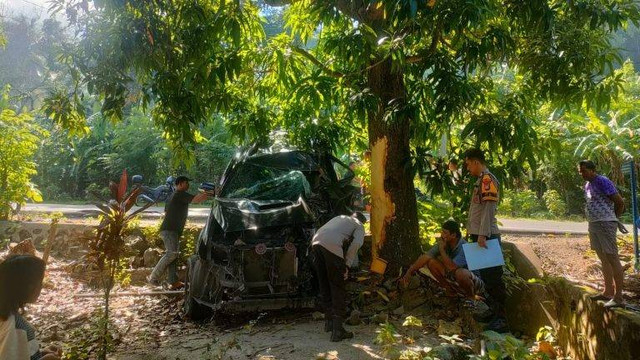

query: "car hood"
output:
209 197 315 233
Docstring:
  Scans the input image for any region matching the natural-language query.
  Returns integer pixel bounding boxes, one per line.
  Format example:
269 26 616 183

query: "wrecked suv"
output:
184 149 358 319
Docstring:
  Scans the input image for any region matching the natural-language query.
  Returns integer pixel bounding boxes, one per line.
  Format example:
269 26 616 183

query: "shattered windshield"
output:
222 163 311 201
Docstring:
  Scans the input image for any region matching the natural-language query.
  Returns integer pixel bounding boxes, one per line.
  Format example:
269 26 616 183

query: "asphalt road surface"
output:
21 203 633 235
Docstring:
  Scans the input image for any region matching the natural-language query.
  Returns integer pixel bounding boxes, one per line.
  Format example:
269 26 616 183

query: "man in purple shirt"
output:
579 160 626 308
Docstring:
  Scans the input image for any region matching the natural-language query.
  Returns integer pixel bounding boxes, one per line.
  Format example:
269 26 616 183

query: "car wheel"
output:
183 290 211 321
184 262 213 321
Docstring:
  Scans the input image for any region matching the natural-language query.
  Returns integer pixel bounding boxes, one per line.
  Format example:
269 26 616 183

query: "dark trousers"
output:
470 234 507 317
312 245 347 319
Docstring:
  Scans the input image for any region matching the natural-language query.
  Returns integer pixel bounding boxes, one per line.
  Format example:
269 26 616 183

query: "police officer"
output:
312 212 366 342
464 148 508 332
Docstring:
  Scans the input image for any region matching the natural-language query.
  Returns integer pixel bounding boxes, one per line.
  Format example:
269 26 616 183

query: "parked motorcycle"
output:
132 175 176 206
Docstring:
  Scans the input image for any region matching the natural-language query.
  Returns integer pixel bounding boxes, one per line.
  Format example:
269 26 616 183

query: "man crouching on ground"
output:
312 212 366 342
399 220 484 299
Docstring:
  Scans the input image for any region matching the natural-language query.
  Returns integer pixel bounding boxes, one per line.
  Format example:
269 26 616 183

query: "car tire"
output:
184 262 213 321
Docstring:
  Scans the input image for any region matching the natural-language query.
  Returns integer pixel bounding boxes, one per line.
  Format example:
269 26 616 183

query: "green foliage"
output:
0 87 47 220
542 190 567 217
397 350 422 360
47 0 265 156
470 331 542 360
0 16 72 111
374 322 401 355
501 189 545 218
62 310 115 360
402 315 423 328
98 109 170 177
536 326 556 344
180 224 200 263
32 107 233 201
503 248 527 296
552 61 640 182
115 256 132 288
537 138 586 216
417 194 465 246
46 0 640 167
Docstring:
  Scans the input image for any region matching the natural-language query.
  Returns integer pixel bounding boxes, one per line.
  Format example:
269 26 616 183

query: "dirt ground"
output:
10 232 636 359
114 316 444 360
505 234 640 307
8 252 477 360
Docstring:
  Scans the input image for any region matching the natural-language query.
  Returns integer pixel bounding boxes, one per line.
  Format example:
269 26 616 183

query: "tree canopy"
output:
40 0 640 267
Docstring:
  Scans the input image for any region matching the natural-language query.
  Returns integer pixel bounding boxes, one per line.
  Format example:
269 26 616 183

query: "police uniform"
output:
311 215 364 341
467 170 507 321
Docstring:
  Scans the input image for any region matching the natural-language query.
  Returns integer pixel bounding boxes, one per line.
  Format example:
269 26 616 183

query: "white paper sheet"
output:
462 239 505 271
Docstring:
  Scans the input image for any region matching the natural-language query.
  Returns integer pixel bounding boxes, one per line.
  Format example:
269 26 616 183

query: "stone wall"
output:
504 240 640 360
0 220 93 258
0 221 185 285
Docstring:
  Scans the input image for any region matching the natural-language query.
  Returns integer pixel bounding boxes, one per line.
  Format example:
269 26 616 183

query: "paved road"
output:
23 203 208 219
21 203 633 235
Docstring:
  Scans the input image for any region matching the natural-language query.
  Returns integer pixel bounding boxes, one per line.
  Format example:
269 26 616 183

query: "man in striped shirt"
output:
579 160 626 308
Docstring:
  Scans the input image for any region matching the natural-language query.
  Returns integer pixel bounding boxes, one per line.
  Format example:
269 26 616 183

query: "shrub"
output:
501 189 545 218
0 88 47 219
543 190 567 217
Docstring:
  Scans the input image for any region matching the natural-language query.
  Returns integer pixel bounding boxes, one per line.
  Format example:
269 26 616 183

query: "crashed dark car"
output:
184 149 359 319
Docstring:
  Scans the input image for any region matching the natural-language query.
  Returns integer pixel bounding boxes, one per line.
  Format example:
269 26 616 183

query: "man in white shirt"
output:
311 212 366 342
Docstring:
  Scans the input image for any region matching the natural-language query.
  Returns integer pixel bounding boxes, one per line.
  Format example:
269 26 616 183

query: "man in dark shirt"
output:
148 176 209 289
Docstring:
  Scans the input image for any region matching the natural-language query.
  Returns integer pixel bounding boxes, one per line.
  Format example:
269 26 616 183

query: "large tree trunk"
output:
367 58 421 273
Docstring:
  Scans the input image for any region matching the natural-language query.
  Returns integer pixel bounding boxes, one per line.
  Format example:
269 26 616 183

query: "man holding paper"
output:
464 148 508 332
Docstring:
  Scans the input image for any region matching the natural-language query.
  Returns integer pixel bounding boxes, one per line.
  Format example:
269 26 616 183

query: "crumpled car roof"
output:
242 151 321 172
205 149 349 237
210 197 314 234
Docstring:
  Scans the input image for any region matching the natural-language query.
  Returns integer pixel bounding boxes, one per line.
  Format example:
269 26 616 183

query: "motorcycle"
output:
132 175 176 206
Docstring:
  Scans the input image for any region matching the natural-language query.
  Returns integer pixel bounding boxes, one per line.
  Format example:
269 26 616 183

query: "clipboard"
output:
462 239 505 271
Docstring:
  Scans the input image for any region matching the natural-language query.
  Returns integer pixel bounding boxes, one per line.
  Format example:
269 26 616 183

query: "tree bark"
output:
367 58 421 273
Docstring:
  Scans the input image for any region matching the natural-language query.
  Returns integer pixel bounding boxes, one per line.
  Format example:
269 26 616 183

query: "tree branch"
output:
338 0 384 21
405 25 443 65
292 47 346 79
429 26 441 54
